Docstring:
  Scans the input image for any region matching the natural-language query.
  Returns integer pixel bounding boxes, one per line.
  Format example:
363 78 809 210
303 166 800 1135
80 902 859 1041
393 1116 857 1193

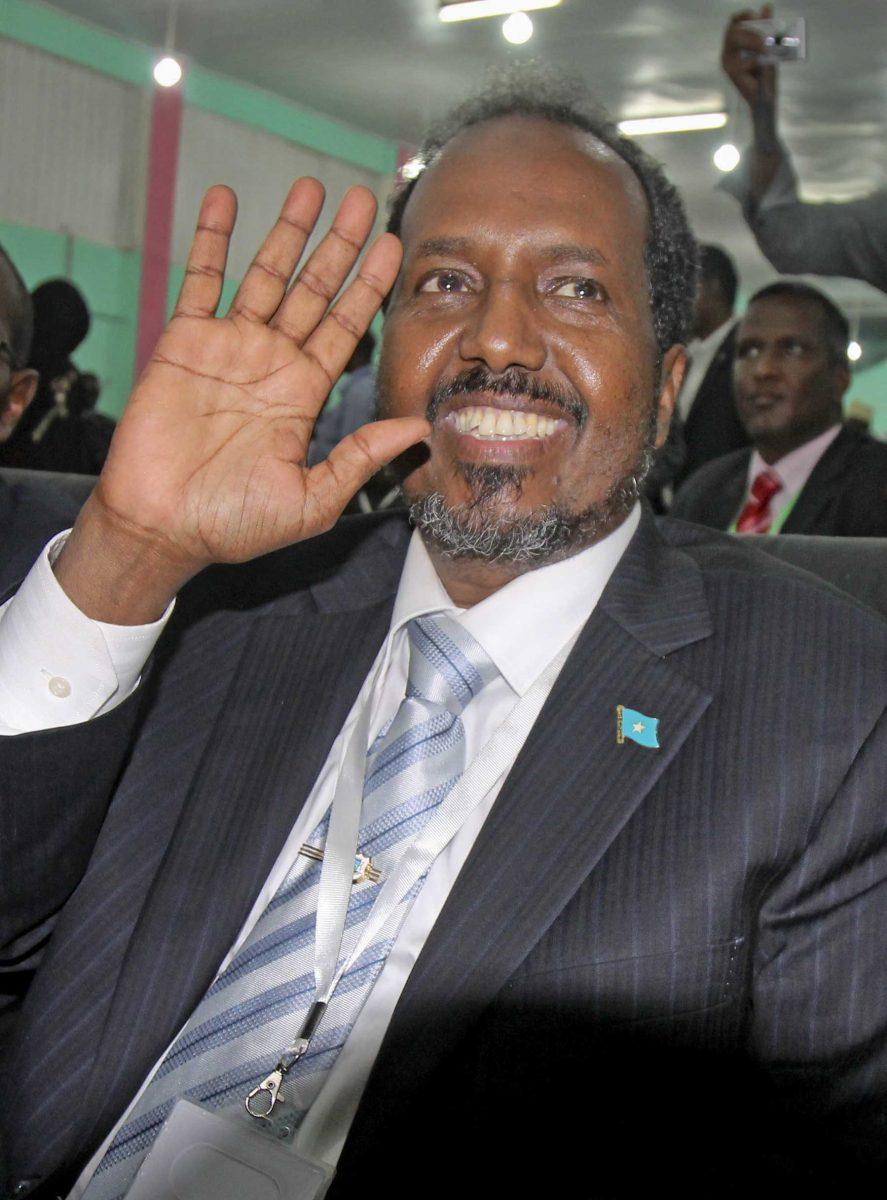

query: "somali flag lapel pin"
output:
616 704 660 749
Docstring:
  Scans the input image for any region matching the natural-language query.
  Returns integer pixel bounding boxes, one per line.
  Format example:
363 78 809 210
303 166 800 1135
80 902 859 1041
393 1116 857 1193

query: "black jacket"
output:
672 423 887 537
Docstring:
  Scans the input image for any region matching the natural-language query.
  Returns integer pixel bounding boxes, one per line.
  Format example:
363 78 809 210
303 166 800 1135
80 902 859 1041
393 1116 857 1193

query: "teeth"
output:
450 405 560 440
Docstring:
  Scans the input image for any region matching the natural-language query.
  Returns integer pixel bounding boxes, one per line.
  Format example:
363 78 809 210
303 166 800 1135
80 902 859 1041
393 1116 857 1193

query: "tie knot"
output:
751 470 781 504
405 614 498 714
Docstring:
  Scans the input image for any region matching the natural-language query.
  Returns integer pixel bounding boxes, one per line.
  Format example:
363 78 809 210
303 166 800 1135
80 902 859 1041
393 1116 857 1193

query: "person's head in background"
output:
690 244 738 341
344 329 376 376
0 244 38 442
29 279 91 380
734 281 850 464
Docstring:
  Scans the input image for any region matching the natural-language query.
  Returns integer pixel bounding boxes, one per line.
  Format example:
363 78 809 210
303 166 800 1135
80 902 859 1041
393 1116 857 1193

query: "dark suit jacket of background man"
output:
671 422 887 537
0 473 82 595
675 325 749 487
2 508 886 1198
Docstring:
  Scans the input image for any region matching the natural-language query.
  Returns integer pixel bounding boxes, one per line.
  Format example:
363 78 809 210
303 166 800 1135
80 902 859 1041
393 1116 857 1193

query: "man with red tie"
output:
672 281 887 536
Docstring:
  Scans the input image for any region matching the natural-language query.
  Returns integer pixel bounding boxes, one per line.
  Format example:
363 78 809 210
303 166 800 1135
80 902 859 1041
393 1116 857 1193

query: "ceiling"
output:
38 0 887 357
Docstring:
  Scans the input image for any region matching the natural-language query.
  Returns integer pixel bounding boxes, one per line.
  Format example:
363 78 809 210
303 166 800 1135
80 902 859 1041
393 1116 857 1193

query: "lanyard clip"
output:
245 1068 285 1119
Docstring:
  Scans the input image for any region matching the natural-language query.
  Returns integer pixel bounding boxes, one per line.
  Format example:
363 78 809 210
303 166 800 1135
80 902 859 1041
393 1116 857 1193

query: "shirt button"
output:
48 676 72 698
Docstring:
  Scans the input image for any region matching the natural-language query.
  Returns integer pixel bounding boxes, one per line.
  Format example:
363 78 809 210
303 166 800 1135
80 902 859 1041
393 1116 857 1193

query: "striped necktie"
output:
83 613 498 1199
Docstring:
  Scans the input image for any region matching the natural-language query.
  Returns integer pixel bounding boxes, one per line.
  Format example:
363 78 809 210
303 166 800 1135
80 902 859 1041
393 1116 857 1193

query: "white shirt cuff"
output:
0 531 174 733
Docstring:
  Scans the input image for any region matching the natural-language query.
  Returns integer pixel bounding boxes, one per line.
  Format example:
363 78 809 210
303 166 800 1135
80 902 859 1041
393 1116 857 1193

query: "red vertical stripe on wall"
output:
135 83 184 379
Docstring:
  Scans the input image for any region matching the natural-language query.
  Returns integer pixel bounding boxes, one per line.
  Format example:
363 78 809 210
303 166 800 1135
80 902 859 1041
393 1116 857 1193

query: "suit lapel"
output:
782 425 854 534
342 513 713 1164
716 455 749 528
77 524 409 1153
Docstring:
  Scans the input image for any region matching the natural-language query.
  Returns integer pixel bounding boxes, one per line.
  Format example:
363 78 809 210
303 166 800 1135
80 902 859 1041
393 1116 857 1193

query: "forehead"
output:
401 115 650 261
740 295 823 339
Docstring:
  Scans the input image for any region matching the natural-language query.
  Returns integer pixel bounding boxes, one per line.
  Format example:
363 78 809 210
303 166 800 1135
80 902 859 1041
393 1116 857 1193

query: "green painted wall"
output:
847 359 887 437
0 1 398 419
0 1 398 174
0 221 139 418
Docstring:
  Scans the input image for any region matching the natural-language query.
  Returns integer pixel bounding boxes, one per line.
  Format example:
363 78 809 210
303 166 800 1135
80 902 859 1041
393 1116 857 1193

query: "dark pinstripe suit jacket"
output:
2 509 886 1198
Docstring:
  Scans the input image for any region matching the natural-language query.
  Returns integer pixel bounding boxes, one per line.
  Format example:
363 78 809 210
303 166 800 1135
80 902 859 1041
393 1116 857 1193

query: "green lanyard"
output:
728 493 798 535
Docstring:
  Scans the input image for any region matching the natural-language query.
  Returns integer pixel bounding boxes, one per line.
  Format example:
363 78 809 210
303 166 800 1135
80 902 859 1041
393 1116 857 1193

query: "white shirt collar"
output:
746 423 843 501
390 503 641 696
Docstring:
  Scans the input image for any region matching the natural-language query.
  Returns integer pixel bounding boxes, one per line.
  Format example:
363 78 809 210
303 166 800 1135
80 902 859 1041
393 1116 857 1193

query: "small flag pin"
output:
616 704 660 748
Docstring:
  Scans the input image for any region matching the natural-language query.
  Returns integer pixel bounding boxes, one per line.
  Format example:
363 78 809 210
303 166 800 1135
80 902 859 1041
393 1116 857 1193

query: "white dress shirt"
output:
739 424 842 531
0 507 640 1191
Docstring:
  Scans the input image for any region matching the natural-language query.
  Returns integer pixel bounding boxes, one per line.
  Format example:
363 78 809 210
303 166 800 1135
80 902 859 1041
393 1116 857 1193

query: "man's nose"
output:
751 347 781 379
458 283 547 373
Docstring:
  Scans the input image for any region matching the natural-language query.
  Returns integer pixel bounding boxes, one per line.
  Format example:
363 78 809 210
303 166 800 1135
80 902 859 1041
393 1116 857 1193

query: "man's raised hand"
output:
55 179 429 623
722 6 777 111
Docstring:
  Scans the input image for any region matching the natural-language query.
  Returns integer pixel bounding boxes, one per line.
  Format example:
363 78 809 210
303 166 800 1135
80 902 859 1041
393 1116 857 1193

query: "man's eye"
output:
550 278 604 301
419 271 468 294
784 341 806 357
737 344 759 359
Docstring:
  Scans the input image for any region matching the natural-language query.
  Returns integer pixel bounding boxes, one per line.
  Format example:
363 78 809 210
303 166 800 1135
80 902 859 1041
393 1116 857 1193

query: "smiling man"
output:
1 75 886 1200
673 281 887 536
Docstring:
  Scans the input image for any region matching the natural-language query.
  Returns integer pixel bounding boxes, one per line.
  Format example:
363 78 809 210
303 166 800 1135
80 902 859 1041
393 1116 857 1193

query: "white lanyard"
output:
245 634 573 1121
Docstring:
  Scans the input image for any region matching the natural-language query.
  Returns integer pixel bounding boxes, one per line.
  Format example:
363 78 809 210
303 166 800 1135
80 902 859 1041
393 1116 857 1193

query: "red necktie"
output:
736 469 782 534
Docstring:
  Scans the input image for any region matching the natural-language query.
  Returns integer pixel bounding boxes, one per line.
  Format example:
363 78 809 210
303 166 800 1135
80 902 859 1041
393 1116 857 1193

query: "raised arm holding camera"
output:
721 5 887 292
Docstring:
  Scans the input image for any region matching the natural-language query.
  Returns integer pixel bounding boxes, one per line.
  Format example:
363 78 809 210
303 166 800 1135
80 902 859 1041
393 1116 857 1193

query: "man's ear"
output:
0 368 38 442
833 360 852 401
653 345 686 449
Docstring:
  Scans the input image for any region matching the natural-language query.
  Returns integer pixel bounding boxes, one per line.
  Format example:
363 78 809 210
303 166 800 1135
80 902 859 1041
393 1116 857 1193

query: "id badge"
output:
124 1099 334 1200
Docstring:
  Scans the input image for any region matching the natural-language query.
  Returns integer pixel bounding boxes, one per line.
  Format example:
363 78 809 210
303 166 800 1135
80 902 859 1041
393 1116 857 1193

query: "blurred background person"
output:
676 243 749 486
0 247 82 591
0 278 115 475
308 329 377 467
0 244 37 447
673 281 887 536
721 5 887 292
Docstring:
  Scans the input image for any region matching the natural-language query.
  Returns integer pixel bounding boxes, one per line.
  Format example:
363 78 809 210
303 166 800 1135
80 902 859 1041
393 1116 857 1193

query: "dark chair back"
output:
751 534 887 620
0 466 97 507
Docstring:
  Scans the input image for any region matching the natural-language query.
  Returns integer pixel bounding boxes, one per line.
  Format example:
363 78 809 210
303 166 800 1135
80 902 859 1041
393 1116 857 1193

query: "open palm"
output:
96 178 427 569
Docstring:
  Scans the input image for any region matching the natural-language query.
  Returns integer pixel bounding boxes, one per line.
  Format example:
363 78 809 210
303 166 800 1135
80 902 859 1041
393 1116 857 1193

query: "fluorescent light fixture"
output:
502 11 533 42
439 0 560 23
618 112 727 136
153 55 182 87
847 340 862 361
713 142 741 172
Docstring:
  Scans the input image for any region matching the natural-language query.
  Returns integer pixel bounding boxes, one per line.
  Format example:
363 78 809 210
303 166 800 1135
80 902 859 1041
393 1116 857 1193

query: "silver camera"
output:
740 16 807 63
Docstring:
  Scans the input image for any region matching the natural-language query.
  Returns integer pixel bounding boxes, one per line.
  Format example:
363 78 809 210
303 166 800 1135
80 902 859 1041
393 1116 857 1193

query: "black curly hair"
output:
386 66 699 357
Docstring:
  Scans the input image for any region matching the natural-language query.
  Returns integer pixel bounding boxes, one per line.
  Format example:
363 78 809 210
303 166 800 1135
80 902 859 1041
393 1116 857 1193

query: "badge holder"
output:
124 1098 334 1200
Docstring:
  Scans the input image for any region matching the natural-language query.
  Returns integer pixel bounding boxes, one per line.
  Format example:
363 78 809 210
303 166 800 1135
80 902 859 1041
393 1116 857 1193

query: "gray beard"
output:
408 445 655 566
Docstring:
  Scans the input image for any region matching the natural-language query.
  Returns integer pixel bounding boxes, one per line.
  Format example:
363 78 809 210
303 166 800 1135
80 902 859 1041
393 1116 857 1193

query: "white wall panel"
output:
172 106 392 282
0 39 144 248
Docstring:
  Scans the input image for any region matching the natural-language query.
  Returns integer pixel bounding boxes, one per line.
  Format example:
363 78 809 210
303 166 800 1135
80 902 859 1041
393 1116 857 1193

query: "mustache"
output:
426 366 588 430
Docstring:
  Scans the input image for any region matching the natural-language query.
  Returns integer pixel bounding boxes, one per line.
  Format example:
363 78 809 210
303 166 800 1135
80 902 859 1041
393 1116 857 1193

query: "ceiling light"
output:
153 55 182 87
400 156 425 181
618 112 728 136
713 143 741 172
439 0 559 23
502 11 533 42
847 340 862 361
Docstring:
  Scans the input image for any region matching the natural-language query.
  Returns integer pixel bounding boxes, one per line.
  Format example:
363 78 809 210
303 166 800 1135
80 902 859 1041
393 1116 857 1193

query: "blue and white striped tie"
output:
83 613 498 1199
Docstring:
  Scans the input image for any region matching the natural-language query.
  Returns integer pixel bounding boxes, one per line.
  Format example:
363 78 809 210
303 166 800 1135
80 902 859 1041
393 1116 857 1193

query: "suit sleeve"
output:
0 685 145 975
719 140 887 291
750 703 887 1175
